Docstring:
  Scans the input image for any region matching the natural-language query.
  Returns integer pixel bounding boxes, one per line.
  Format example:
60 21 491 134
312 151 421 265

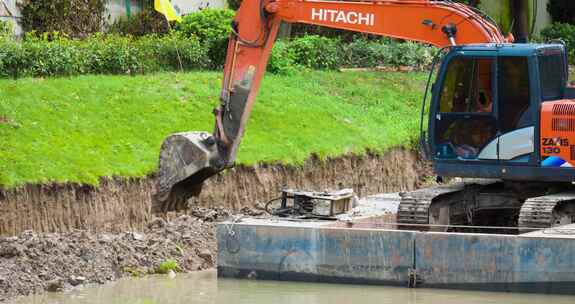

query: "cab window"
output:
498 57 531 132
539 51 565 101
439 57 494 113
435 57 496 160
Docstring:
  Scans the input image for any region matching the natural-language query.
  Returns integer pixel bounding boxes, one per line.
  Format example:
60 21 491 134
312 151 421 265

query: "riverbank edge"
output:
0 148 431 236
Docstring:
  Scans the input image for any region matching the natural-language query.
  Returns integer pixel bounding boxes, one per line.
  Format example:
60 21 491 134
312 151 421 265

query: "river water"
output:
11 270 575 304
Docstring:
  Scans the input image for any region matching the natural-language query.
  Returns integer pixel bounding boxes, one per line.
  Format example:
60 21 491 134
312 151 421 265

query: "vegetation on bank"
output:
0 70 427 187
0 8 437 78
0 33 437 78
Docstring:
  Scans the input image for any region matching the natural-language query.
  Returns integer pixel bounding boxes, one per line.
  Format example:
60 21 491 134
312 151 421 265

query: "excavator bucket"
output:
153 131 222 213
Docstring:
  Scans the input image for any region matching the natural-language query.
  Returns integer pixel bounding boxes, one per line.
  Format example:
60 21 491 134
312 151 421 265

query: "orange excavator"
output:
154 0 575 231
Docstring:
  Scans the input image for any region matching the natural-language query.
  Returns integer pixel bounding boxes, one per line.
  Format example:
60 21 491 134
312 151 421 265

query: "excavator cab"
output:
400 43 575 230
428 43 573 181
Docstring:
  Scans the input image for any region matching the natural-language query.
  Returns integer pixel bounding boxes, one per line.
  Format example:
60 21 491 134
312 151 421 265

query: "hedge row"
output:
0 33 210 78
2 7 574 79
173 9 437 72
269 35 437 74
0 8 438 78
0 35 437 78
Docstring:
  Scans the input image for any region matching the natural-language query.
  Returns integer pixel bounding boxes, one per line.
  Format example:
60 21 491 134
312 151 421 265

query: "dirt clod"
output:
45 279 67 292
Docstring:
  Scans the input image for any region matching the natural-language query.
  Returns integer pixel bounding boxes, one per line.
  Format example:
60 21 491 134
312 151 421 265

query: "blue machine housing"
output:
426 43 575 182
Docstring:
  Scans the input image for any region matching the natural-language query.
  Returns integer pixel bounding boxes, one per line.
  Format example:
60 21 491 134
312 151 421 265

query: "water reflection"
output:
12 270 575 304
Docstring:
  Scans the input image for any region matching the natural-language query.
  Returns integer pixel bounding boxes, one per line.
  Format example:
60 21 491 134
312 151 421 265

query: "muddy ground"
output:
0 207 252 302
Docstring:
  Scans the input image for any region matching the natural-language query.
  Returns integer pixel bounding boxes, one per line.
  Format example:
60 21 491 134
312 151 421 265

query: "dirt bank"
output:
0 148 429 236
0 211 227 302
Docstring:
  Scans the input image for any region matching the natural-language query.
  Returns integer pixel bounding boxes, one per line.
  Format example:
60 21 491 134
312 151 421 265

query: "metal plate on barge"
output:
217 217 575 295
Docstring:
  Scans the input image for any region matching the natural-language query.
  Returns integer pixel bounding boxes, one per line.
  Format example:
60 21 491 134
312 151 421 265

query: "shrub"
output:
342 38 393 68
540 23 575 64
547 0 575 24
80 34 141 74
0 26 436 78
268 40 299 75
18 0 107 38
289 35 343 70
290 24 362 43
388 41 437 68
177 9 235 42
176 9 235 68
0 42 28 78
135 33 211 73
24 37 84 76
108 9 169 37
279 36 437 71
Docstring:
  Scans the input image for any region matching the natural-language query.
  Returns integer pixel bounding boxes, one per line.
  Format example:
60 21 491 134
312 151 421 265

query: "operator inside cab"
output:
435 55 531 161
437 58 495 159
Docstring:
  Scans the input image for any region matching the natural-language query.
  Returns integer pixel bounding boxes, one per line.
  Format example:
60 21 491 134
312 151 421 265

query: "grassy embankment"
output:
0 71 427 188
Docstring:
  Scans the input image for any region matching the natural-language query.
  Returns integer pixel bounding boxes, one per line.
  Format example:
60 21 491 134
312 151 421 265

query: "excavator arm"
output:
153 0 509 212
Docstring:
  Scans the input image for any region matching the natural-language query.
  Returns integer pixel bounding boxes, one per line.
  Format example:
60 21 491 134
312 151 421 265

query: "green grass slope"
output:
0 71 426 187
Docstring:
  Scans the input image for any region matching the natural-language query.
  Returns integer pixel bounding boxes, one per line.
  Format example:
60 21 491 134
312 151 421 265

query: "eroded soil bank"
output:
0 148 428 236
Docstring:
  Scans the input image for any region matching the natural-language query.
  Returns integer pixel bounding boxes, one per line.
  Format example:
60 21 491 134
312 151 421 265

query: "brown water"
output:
11 270 575 304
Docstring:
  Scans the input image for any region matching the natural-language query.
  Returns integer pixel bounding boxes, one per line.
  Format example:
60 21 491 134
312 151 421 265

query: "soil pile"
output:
0 212 224 302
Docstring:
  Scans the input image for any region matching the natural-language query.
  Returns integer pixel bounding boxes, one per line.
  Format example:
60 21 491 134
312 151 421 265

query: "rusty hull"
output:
217 219 575 294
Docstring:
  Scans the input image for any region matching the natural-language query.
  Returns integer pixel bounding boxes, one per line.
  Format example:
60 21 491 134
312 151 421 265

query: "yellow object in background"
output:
154 0 182 22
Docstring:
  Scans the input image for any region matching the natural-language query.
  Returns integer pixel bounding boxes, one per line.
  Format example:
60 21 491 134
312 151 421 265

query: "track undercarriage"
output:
398 180 575 233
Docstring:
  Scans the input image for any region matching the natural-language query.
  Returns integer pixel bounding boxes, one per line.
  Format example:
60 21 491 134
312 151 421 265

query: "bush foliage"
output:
540 23 575 64
267 36 437 74
108 9 169 37
176 9 235 68
0 8 437 78
18 0 107 38
0 33 437 78
0 33 209 78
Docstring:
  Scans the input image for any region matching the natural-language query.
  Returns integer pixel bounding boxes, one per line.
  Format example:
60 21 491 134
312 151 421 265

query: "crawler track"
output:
399 181 575 232
397 183 466 227
518 192 575 229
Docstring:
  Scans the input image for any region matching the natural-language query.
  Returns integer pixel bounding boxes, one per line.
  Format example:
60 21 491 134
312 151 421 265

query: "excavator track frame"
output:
399 181 575 233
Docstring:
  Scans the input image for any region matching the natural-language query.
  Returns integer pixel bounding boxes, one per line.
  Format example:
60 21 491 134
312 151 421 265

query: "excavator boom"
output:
153 0 509 212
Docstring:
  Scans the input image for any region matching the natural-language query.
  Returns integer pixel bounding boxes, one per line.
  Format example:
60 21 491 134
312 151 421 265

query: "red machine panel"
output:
540 100 575 167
